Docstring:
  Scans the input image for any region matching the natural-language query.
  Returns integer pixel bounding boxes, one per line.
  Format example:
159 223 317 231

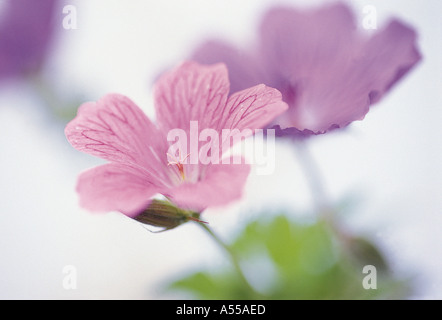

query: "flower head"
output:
0 0 57 80
192 3 421 135
65 62 287 218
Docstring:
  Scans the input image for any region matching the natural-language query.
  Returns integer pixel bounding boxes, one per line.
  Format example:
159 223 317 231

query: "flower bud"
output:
133 199 203 231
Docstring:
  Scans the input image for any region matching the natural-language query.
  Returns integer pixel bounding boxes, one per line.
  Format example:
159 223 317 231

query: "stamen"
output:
167 150 190 181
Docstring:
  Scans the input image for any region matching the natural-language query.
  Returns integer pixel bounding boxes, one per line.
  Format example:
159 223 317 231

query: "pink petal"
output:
260 4 421 133
154 61 230 133
77 164 161 217
65 93 171 186
259 3 357 84
191 40 265 93
165 158 251 212
221 84 288 132
358 19 422 104
279 18 422 133
259 4 358 132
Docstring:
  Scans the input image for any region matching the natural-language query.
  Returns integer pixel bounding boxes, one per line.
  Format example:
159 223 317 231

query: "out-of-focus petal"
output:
276 19 422 133
260 5 421 133
357 19 422 104
259 3 357 83
270 125 316 139
0 0 57 78
191 40 265 93
76 164 161 217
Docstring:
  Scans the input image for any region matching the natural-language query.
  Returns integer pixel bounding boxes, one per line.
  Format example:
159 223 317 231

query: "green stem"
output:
196 222 264 299
294 141 351 242
294 141 332 222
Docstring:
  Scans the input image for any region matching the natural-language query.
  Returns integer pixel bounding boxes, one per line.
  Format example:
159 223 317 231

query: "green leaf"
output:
168 271 255 300
166 213 410 300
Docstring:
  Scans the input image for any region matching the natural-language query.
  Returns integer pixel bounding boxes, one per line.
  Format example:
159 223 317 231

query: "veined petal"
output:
154 61 230 133
221 84 288 132
219 85 288 149
77 164 161 217
65 93 171 186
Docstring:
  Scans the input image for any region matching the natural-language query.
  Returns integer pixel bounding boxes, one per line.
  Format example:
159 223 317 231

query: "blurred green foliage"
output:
167 214 409 300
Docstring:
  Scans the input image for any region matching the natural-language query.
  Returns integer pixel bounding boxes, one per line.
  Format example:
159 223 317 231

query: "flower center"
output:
167 150 190 181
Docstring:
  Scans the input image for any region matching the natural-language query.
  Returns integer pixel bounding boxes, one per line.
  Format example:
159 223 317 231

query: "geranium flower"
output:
0 0 58 80
65 62 287 220
192 3 421 135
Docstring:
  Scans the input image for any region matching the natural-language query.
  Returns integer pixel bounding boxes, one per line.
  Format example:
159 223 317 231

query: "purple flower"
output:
0 0 57 80
192 3 421 135
65 62 287 217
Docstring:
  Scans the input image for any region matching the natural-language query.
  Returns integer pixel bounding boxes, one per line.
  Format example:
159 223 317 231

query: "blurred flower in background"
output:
0 0 81 120
192 3 421 136
0 0 57 81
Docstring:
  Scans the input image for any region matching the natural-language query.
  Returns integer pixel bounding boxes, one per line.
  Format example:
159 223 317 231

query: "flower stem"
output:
294 141 355 245
294 141 332 221
293 141 365 262
196 222 264 299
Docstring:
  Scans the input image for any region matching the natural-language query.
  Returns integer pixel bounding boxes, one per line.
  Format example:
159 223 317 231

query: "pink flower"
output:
65 62 287 217
192 3 421 135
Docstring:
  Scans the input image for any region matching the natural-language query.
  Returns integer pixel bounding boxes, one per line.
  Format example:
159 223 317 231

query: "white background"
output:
0 0 441 299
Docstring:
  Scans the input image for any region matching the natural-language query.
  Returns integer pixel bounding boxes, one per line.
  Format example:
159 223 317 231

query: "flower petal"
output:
0 0 57 78
259 3 357 84
191 40 265 93
65 93 171 186
165 159 251 212
77 164 160 217
358 19 422 104
261 5 421 133
154 61 230 133
219 84 288 142
270 125 316 139
285 19 422 133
